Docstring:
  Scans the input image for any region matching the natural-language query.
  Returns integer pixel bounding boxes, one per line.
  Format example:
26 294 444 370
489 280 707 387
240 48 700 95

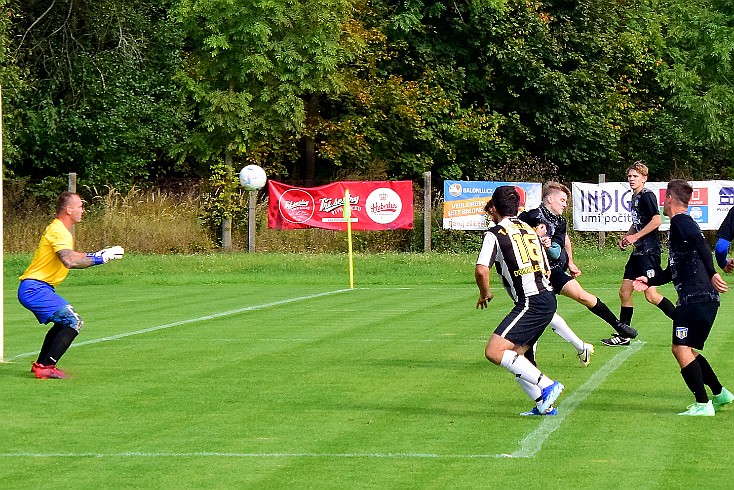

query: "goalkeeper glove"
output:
89 246 125 265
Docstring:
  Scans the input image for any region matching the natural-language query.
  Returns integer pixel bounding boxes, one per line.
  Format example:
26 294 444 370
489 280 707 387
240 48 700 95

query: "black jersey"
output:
476 216 553 302
518 205 568 271
663 213 719 305
716 206 734 241
630 188 662 255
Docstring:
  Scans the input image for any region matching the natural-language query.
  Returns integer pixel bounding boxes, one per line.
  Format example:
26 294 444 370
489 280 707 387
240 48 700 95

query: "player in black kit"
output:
608 162 677 346
519 182 637 357
634 179 733 416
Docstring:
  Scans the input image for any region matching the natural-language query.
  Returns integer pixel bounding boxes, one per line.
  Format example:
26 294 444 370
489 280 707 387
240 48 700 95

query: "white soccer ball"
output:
238 165 267 191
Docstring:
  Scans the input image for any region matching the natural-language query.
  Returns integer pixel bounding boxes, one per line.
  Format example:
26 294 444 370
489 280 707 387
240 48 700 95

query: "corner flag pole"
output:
1 84 5 362
344 189 354 289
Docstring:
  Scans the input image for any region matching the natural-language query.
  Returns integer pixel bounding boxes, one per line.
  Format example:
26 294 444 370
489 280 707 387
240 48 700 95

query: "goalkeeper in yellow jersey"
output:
17 192 124 379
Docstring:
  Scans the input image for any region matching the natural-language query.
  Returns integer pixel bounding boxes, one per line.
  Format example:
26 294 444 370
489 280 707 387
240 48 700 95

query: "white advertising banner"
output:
443 181 542 230
572 180 734 231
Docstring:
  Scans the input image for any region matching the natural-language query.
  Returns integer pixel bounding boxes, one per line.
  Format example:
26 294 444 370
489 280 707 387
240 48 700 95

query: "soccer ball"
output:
238 165 267 191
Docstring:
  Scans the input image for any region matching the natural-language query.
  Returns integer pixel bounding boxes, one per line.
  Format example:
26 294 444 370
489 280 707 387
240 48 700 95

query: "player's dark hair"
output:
667 179 692 206
490 185 520 217
56 191 78 215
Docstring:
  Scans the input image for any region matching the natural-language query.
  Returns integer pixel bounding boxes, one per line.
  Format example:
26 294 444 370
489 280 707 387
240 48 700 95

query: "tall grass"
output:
9 180 636 255
4 184 214 253
3 181 450 254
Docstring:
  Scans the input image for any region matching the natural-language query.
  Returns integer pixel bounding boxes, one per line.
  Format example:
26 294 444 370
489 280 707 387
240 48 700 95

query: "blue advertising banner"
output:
443 181 542 230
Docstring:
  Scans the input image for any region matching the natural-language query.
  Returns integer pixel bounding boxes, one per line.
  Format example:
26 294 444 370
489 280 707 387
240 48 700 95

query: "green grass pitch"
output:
2 250 733 488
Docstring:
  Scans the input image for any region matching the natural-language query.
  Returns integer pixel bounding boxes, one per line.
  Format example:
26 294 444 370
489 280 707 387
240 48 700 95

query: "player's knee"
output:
485 344 503 365
52 305 84 332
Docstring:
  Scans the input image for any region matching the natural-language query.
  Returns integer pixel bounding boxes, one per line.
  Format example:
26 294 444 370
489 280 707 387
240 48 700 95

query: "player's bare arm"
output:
619 225 634 250
57 246 125 269
712 273 728 293
57 249 97 269
565 234 581 277
475 264 493 309
622 214 662 247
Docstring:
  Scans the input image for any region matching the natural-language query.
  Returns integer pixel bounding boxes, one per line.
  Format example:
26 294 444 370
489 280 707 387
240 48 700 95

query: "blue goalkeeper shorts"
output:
18 279 70 325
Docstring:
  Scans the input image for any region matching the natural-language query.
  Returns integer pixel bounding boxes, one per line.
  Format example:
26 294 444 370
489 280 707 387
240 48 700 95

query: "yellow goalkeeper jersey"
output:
19 218 73 287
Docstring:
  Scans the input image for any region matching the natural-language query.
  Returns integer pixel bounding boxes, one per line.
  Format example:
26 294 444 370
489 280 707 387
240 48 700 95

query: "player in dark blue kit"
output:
475 186 564 416
519 182 636 362
714 206 734 273
607 162 677 346
634 180 733 416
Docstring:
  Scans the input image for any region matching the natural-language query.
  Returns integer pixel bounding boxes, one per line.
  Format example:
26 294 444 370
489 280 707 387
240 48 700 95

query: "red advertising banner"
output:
268 180 414 231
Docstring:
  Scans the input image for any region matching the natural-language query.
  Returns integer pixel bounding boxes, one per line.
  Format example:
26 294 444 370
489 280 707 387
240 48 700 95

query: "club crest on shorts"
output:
646 269 656 278
675 327 688 340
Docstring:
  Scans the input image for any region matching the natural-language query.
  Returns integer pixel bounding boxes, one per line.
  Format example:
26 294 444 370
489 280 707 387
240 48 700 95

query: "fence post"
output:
598 173 605 248
68 173 77 237
248 190 256 252
424 172 431 252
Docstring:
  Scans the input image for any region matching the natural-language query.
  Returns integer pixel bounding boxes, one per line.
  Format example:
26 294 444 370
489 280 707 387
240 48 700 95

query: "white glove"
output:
96 246 125 263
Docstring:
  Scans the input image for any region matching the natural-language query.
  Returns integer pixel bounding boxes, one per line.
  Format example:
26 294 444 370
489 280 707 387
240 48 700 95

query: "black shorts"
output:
549 268 574 294
494 292 556 347
623 254 663 281
672 301 719 350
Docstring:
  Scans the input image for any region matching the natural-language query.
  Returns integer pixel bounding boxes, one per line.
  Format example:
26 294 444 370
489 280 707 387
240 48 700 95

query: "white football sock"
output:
549 313 584 352
500 350 552 388
516 377 542 401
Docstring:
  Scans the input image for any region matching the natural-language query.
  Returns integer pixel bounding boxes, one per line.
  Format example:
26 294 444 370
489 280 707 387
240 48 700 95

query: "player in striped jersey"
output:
475 186 564 416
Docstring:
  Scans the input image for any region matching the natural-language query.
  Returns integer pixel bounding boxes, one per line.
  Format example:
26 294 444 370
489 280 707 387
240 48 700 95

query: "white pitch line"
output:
2 290 643 460
6 289 353 362
0 451 507 459
0 342 644 461
508 340 645 459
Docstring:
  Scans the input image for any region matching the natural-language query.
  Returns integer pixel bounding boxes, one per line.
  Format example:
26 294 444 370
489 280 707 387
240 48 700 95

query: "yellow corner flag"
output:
344 189 354 289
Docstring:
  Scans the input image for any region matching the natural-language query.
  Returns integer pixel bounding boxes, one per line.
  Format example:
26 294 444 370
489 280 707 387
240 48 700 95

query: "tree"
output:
8 0 187 188
172 0 353 246
652 0 734 178
172 0 352 169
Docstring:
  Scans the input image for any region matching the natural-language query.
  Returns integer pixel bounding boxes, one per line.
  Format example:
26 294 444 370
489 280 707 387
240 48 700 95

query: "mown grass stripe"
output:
6 288 353 361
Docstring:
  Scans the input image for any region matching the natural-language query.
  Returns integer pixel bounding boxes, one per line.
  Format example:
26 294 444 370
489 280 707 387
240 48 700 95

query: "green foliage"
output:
172 0 353 167
199 163 249 243
8 0 188 188
6 0 734 193
0 0 25 168
653 0 734 178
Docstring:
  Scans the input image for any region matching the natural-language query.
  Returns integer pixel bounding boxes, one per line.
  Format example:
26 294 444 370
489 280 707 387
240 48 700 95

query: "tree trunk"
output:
304 94 319 185
222 149 233 250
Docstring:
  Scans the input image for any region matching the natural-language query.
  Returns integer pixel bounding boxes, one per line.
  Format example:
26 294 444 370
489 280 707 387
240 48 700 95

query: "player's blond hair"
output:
542 181 570 201
626 160 649 177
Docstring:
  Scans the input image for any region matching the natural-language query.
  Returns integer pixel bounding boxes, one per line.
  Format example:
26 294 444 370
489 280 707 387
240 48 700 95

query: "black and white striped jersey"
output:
476 217 553 302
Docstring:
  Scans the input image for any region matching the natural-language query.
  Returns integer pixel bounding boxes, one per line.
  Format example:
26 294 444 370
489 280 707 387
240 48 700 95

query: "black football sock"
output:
42 327 79 366
681 359 709 403
696 354 723 395
656 297 676 320
588 298 619 328
37 324 64 364
620 306 633 326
